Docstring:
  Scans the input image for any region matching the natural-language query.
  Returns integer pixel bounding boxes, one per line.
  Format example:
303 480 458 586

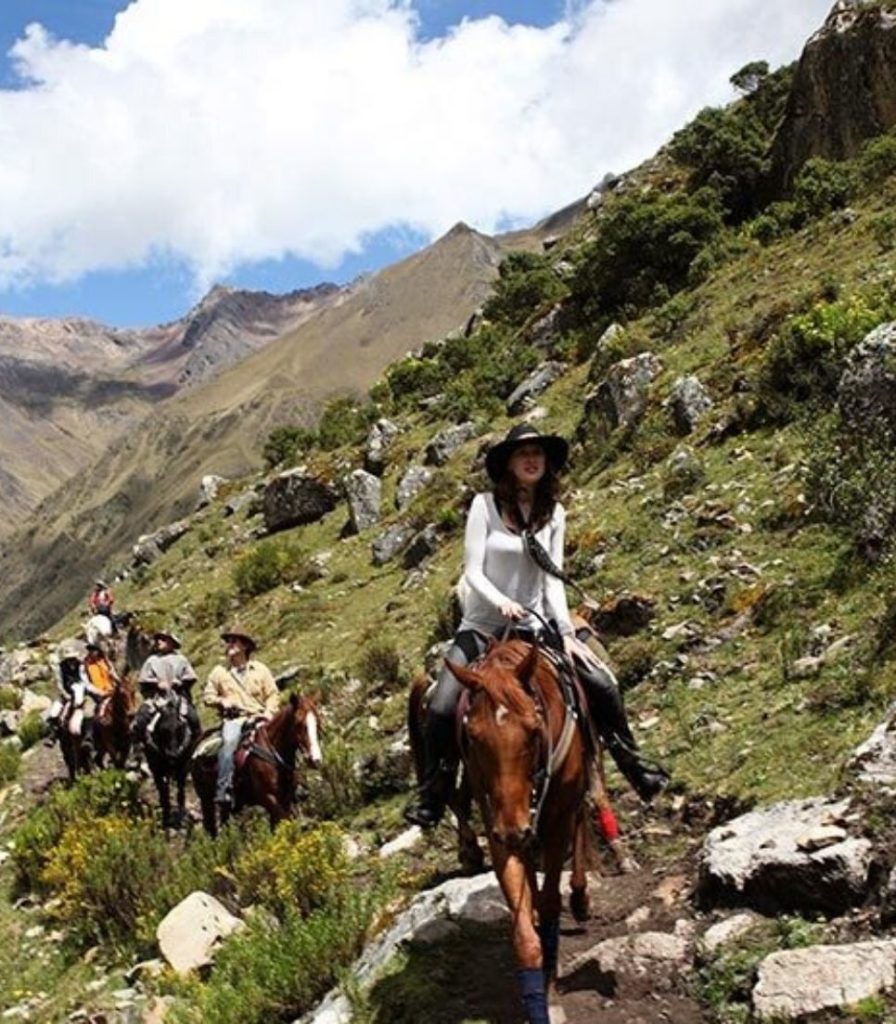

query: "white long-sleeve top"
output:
459 492 573 637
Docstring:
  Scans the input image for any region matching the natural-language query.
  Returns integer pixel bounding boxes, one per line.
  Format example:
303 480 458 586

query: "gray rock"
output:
506 361 566 415
396 465 433 511
840 325 896 433
663 446 705 497
344 470 381 533
698 797 873 915
700 912 765 956
19 692 50 717
424 422 477 467
379 826 423 859
586 353 663 430
753 940 896 1021
667 376 713 434
364 418 399 476
262 468 339 534
132 519 190 566
371 523 415 566
224 484 264 519
848 700 896 789
593 322 625 357
196 474 227 510
402 525 439 569
560 925 692 993
526 305 563 349
0 710 20 736
157 892 244 975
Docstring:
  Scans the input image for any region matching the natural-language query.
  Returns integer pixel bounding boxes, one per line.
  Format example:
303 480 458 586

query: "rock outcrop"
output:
585 353 663 432
157 892 244 975
766 1 896 195
262 469 339 534
344 470 382 534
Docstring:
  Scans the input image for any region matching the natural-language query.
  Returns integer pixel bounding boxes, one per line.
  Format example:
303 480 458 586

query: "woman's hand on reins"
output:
499 600 526 621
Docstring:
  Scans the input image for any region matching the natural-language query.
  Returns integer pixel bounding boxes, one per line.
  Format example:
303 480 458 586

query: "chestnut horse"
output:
93 673 137 769
445 639 590 1024
192 693 322 836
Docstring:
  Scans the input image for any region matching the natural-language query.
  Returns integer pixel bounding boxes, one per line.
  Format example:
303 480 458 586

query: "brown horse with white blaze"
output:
446 639 589 1024
192 692 322 835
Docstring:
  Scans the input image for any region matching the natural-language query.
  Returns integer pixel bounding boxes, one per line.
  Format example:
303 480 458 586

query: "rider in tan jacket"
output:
203 626 279 808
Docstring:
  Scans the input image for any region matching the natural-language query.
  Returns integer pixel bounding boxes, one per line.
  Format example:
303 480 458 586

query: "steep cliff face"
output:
767 0 896 194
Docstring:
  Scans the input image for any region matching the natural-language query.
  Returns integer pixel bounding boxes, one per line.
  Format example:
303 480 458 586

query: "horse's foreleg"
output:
540 814 578 987
491 844 548 1024
452 771 484 874
569 807 591 923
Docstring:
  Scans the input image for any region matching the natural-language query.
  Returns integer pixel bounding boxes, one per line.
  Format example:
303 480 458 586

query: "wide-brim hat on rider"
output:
485 423 569 483
57 639 86 662
221 626 257 654
153 629 182 649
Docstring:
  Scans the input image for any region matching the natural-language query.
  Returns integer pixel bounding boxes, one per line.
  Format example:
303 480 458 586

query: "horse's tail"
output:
408 675 428 785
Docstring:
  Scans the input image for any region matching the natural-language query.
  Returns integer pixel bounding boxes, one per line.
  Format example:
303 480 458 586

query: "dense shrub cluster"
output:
263 396 375 468
232 537 319 598
481 251 567 327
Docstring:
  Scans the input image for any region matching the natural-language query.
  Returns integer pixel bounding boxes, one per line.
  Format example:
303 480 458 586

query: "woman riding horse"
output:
404 422 668 830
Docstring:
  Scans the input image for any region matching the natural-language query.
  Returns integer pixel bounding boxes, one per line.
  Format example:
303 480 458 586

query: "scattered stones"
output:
262 468 339 534
157 892 244 975
371 523 416 566
424 422 477 466
364 418 400 476
132 520 190 567
344 470 381 534
506 361 566 415
667 376 713 435
396 465 433 511
698 797 873 915
753 940 896 1021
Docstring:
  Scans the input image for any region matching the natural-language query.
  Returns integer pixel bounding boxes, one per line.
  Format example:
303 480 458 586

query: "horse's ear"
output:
445 659 482 691
518 644 539 687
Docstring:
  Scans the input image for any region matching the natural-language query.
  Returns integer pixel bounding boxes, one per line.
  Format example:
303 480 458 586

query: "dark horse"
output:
192 693 322 836
145 694 196 829
58 700 94 783
93 673 137 769
442 640 591 1024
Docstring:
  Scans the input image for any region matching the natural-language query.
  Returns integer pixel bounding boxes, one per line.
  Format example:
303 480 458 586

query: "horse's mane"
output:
474 640 556 719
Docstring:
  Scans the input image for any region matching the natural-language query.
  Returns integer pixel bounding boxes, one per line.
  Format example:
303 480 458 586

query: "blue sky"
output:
0 0 830 327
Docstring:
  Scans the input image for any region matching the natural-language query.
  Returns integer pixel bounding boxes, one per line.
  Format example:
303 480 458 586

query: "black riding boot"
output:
404 713 457 829
581 666 669 802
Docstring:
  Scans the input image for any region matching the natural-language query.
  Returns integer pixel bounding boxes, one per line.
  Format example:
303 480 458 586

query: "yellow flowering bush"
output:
234 821 350 918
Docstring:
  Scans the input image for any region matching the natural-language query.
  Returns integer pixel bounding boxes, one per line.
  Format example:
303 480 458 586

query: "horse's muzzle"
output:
491 825 535 851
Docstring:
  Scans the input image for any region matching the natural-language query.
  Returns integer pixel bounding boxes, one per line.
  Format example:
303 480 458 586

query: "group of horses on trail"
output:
57 616 323 835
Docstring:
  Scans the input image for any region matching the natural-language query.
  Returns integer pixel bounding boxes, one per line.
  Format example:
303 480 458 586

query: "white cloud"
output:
0 0 832 289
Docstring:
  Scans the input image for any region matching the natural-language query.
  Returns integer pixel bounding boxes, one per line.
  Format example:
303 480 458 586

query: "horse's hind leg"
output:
591 747 639 874
569 808 590 923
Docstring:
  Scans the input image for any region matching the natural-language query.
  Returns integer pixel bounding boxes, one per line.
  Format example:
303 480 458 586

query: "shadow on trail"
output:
364 923 520 1024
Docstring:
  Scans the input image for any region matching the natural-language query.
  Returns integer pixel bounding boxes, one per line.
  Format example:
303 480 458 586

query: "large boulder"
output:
396 465 433 511
698 797 873 915
667 375 713 435
766 2 896 196
371 523 415 566
506 362 566 415
157 892 244 975
847 700 896 790
196 474 227 510
424 422 477 467
132 519 191 567
585 353 663 431
753 940 896 1021
838 322 896 436
262 468 339 534
402 525 439 570
344 470 382 534
364 418 399 476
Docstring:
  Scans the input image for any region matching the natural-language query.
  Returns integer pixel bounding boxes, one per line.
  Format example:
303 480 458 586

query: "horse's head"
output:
150 695 193 760
448 640 545 851
286 692 323 768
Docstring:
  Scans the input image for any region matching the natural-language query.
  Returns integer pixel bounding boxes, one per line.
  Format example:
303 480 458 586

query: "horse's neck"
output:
264 709 298 758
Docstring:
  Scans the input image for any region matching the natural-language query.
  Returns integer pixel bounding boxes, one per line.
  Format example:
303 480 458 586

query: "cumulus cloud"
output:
0 0 832 289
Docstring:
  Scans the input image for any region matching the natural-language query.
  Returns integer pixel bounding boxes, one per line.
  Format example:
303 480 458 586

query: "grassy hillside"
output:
6 40 896 1024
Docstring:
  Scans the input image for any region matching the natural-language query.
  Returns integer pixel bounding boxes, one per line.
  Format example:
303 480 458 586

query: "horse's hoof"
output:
569 887 590 923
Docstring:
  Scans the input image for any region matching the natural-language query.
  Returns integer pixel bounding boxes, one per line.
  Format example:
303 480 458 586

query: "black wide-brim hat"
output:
485 423 569 483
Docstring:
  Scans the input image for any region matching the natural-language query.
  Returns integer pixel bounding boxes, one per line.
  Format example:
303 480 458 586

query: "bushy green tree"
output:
482 251 567 328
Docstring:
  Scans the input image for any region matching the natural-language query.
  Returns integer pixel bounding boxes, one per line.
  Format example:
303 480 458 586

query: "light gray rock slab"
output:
849 701 896 789
365 418 399 475
698 797 872 915
344 469 381 533
753 940 896 1020
667 375 713 434
157 892 244 975
506 361 566 415
586 352 663 430
700 912 765 956
424 422 477 466
560 927 691 990
396 465 433 511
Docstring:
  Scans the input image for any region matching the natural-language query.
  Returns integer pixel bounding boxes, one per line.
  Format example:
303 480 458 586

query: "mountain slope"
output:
0 222 519 635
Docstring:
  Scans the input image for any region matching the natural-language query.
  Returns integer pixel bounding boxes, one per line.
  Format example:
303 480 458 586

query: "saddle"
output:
193 717 261 762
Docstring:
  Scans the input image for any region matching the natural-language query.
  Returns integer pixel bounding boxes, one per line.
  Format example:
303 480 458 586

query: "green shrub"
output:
234 821 351 919
304 736 363 819
358 641 403 692
194 587 236 628
570 189 723 322
482 251 567 328
0 686 20 710
316 395 374 451
171 884 391 1024
871 210 896 252
12 770 142 893
0 742 21 784
263 425 314 469
792 157 857 219
232 538 317 598
386 356 446 407
859 131 896 184
17 710 45 751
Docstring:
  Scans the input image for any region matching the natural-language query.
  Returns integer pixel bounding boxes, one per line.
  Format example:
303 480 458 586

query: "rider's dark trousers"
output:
131 695 200 745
